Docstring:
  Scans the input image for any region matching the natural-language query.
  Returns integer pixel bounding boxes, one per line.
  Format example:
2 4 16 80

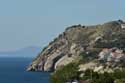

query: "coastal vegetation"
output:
50 63 80 83
51 63 125 83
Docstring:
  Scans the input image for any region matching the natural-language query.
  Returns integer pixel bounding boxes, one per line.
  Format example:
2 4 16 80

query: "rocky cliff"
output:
27 20 125 72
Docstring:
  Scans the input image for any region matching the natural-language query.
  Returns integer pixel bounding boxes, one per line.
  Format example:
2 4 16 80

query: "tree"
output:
50 63 80 83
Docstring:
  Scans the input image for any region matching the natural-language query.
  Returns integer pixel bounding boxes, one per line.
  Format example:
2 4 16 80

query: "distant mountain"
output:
0 46 42 58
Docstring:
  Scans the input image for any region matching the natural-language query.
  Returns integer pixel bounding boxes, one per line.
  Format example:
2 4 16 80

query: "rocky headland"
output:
27 20 125 72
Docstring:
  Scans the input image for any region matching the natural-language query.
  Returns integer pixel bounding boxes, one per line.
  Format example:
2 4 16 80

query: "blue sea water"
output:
0 57 50 83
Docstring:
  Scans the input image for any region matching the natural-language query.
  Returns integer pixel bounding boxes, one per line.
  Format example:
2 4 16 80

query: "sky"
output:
0 0 125 52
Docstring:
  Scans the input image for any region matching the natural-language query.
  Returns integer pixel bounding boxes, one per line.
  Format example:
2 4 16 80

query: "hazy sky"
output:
0 0 125 51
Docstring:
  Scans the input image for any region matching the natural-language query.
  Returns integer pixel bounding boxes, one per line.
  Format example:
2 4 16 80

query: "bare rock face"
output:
27 20 125 72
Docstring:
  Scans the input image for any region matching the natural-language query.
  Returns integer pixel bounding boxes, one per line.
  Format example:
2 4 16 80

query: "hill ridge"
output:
27 20 125 72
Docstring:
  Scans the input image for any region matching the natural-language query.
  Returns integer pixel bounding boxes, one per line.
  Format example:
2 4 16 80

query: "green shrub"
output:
50 63 80 83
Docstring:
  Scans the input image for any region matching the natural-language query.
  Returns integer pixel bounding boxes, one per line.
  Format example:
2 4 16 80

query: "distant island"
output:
27 20 125 83
0 46 42 58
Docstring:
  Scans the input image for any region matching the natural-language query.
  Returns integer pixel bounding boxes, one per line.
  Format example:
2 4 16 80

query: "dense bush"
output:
80 69 125 83
50 64 125 83
50 63 80 83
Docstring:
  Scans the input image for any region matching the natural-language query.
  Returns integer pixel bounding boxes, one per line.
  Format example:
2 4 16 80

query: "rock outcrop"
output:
27 20 125 72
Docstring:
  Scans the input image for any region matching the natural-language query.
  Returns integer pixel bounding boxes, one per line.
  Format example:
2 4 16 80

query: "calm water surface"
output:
0 57 50 83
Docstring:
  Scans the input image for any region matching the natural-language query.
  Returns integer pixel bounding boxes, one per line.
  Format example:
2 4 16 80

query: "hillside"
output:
27 20 125 72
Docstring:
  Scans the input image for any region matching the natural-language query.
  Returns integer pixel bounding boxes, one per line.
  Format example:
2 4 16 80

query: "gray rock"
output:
27 20 125 72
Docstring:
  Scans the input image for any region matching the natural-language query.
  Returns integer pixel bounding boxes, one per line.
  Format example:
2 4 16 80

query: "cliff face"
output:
27 20 125 72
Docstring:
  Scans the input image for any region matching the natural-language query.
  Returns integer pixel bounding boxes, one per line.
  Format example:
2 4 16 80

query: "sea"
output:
0 57 50 83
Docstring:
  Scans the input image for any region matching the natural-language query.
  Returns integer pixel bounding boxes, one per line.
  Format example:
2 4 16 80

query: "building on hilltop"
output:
98 48 125 65
121 24 125 29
